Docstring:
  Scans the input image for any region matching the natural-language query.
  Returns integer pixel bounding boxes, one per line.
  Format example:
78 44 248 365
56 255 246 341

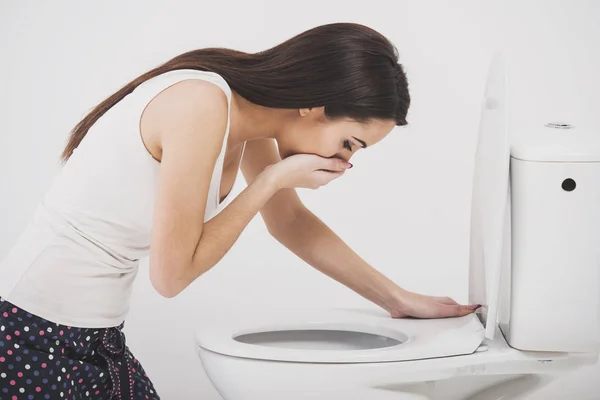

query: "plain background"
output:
1 1 599 398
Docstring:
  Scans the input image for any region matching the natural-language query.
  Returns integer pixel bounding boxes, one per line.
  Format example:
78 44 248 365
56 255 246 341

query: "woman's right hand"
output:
263 154 352 190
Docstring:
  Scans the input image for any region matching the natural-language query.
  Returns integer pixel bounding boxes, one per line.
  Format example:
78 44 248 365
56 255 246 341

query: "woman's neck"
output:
228 91 291 147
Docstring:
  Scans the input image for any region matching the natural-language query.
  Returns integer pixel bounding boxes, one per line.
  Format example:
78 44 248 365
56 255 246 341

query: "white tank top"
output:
0 69 237 328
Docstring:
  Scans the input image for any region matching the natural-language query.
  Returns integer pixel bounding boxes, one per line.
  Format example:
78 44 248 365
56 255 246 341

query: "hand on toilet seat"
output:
390 289 481 319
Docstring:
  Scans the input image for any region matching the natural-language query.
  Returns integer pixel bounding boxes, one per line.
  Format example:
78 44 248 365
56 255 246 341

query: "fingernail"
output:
347 163 353 169
473 304 482 310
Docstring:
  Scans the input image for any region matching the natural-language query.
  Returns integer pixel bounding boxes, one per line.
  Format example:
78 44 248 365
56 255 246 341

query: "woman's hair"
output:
61 22 410 162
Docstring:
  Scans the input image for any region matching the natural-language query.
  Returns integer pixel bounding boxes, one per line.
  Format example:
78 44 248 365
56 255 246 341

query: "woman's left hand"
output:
389 289 481 319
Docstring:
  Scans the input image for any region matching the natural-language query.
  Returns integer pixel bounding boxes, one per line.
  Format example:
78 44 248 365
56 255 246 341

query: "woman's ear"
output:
298 108 312 117
299 107 327 118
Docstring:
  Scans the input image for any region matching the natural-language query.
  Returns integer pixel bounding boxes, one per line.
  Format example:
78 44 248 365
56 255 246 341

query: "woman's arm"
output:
185 172 277 285
275 207 404 313
242 139 479 318
147 81 344 297
270 207 479 318
147 80 279 298
241 139 399 310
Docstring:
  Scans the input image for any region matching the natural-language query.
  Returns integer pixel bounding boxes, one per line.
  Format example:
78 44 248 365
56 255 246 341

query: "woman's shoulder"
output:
140 74 230 162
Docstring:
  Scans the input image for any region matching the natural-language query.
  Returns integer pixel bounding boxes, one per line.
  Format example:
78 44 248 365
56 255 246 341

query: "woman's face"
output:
276 107 396 162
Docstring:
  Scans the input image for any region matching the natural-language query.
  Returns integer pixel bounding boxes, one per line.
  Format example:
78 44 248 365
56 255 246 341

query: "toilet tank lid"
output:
511 124 600 162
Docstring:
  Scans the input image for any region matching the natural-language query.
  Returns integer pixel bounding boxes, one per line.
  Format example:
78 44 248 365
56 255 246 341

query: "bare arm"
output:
148 80 277 298
273 209 405 312
147 82 343 298
240 138 303 232
241 139 479 318
240 139 401 312
184 173 277 286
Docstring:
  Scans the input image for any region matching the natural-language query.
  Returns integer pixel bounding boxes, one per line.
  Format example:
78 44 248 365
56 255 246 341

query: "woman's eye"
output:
343 140 353 151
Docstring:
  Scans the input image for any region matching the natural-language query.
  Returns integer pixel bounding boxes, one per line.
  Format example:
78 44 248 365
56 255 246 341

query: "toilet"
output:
194 54 600 400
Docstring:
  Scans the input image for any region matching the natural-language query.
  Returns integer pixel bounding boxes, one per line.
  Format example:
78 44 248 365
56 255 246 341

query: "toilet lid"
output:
196 308 486 363
468 52 510 340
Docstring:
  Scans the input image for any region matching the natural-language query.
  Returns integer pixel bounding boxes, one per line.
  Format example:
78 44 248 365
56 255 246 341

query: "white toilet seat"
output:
196 308 486 363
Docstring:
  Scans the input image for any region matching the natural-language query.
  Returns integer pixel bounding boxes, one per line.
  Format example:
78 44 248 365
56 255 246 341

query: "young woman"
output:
0 22 479 399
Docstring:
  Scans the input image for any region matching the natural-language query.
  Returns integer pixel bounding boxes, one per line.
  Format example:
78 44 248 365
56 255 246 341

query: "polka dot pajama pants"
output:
0 298 160 399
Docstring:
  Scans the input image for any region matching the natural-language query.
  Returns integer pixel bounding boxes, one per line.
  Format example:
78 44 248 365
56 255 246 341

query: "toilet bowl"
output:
195 54 600 399
196 307 597 400
199 307 485 364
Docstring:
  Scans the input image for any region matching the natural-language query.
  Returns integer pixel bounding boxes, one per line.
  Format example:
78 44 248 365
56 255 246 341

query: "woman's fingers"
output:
434 296 459 306
318 157 351 172
437 303 481 318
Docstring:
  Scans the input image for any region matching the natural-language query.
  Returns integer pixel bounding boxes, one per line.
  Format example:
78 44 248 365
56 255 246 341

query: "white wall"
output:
1 1 599 399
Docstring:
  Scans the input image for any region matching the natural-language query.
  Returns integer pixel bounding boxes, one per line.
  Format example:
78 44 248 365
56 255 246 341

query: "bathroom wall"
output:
1 0 599 398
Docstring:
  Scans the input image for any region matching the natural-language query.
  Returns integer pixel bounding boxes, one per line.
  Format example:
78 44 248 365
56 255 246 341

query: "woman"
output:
0 22 479 399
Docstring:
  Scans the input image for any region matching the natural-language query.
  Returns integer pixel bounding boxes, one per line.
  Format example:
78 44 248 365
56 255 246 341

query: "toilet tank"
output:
504 123 600 353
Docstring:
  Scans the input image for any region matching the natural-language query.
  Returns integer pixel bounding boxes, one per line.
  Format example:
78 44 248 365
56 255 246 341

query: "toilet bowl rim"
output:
195 315 487 363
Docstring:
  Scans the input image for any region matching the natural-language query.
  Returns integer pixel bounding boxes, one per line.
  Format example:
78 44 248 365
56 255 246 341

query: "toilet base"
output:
198 345 593 400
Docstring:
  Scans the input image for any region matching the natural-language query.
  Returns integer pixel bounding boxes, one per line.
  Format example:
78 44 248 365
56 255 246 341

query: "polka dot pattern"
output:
0 298 160 399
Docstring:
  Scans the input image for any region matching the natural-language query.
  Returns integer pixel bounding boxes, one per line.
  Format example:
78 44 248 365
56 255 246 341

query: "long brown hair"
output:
60 22 410 163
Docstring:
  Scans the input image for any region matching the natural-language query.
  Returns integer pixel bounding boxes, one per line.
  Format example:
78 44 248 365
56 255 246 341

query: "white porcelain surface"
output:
511 125 600 162
506 157 600 352
196 307 598 400
194 53 600 398
196 307 485 363
468 52 510 341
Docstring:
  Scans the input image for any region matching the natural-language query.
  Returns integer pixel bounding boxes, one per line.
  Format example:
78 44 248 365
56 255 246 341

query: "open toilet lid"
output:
196 308 486 364
468 52 511 340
